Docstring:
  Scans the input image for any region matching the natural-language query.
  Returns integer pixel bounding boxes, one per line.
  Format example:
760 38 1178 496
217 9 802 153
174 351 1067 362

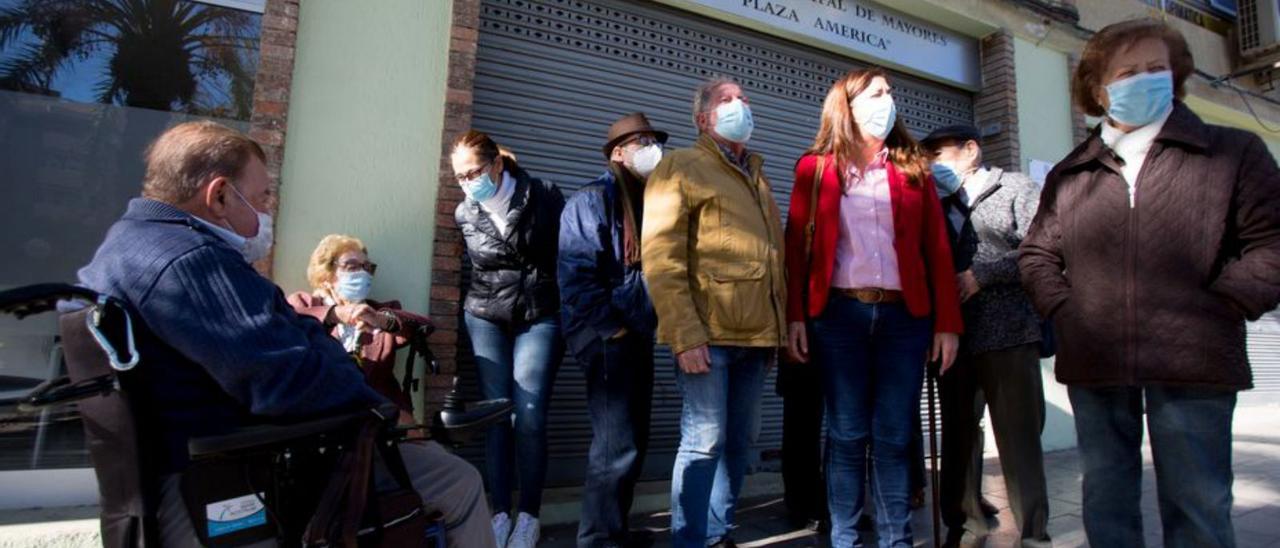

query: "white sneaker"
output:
491 512 512 548
507 512 540 548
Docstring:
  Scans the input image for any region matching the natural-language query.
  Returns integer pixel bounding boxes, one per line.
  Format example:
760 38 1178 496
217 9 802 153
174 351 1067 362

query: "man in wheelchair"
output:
70 121 496 547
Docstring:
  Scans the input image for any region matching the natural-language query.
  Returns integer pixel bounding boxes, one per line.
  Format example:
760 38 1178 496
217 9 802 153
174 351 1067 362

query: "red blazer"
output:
784 153 963 334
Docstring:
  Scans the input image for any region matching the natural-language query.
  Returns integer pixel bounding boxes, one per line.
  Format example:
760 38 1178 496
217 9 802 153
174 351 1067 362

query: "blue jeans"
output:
577 333 654 547
464 311 564 517
811 296 932 548
670 346 768 547
1068 385 1237 548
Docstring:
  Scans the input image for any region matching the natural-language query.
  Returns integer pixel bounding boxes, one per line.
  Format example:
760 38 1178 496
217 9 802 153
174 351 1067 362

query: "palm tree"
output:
0 0 259 119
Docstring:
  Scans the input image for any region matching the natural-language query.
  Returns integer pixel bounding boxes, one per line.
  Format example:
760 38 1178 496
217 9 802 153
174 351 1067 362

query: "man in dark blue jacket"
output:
76 121 493 547
559 113 664 547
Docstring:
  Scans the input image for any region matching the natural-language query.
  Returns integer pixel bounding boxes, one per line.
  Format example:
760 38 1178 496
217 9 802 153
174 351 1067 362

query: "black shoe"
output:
979 497 999 517
708 538 737 548
624 530 655 548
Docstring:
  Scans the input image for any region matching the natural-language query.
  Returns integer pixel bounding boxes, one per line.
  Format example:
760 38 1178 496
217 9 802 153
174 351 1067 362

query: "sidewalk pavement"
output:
537 404 1280 547
1 404 1276 547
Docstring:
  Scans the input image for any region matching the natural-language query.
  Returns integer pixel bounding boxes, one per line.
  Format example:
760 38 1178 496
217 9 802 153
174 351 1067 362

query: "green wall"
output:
1012 38 1078 452
273 0 452 315
1013 37 1076 171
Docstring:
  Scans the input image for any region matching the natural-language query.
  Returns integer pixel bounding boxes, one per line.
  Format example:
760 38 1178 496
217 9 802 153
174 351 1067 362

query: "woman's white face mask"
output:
851 94 897 141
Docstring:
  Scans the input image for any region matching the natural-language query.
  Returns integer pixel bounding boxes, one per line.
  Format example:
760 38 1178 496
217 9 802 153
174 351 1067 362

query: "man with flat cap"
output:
559 112 666 547
923 124 1052 548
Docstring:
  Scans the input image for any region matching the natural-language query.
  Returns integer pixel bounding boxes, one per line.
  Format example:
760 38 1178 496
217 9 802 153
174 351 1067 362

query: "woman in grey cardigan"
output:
924 124 1051 548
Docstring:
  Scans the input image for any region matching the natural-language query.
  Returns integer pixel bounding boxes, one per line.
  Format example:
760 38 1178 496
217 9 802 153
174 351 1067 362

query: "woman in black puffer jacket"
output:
450 130 564 547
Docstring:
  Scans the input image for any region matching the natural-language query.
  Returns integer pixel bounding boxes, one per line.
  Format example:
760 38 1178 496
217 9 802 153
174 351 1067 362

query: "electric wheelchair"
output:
0 283 510 547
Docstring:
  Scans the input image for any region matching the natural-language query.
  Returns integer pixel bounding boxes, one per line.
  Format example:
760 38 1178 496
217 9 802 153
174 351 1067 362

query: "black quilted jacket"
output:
456 165 565 324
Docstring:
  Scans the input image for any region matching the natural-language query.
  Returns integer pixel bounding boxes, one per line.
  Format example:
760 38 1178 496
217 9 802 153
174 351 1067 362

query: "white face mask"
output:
851 94 897 141
627 144 663 178
241 212 273 263
226 183 274 263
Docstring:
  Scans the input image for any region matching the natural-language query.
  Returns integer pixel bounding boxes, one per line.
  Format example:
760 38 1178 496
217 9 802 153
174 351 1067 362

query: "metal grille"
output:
464 0 974 486
1245 310 1280 405
1240 0 1262 53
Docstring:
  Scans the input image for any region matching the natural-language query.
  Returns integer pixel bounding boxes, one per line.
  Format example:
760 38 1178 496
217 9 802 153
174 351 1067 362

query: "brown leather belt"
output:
835 287 904 304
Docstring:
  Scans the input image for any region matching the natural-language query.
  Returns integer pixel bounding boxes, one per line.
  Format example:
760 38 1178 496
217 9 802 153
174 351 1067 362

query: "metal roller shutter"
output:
462 0 975 486
1244 311 1280 406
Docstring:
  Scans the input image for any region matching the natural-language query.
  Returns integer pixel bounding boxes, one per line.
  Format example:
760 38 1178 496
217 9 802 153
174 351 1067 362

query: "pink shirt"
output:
832 149 901 290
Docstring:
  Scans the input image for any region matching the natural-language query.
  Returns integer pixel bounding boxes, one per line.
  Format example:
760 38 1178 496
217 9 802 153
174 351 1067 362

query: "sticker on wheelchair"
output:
207 493 268 537
181 459 280 547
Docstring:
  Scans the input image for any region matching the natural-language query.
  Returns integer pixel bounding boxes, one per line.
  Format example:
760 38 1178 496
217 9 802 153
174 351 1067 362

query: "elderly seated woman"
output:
287 234 430 427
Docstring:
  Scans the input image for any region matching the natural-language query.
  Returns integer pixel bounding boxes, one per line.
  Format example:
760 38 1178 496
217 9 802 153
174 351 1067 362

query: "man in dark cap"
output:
559 112 666 547
923 125 1052 548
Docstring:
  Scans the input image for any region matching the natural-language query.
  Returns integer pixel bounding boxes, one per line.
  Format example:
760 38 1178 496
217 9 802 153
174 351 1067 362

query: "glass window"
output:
0 0 263 471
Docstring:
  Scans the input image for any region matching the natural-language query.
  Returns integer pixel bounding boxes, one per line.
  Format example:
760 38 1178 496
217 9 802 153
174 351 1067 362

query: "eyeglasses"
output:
335 260 378 275
622 136 660 149
454 160 493 183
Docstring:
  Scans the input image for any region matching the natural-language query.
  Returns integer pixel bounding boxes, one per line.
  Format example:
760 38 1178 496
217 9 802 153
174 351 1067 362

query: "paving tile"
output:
1046 513 1088 548
1235 526 1280 548
1234 505 1280 537
535 405 1280 547
1048 498 1082 519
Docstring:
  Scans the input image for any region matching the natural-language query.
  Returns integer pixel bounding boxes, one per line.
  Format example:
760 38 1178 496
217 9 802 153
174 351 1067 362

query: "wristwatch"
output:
379 310 400 332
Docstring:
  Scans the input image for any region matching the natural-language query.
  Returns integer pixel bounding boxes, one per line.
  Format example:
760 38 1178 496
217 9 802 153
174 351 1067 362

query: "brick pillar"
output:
249 0 300 277
975 30 1021 173
1067 53 1091 146
425 0 482 413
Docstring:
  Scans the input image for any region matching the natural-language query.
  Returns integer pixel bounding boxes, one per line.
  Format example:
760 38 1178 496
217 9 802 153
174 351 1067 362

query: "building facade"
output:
1 0 1278 509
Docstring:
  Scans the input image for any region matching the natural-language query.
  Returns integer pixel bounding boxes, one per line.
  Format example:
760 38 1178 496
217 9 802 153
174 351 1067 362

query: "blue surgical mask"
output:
713 99 754 144
461 172 499 202
931 162 963 198
852 95 897 141
1105 70 1173 128
335 270 373 303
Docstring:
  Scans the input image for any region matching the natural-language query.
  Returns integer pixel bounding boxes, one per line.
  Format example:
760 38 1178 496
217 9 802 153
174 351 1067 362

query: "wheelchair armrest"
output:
16 374 118 414
187 402 400 458
0 283 102 319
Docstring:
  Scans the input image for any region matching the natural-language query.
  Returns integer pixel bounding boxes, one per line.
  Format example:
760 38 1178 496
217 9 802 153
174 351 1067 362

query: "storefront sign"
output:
676 0 981 89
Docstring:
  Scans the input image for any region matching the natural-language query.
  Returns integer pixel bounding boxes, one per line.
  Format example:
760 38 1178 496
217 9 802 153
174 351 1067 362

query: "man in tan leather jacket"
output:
641 77 786 547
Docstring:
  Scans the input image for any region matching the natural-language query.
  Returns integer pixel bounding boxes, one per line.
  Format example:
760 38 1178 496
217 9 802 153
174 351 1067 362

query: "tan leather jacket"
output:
641 134 787 354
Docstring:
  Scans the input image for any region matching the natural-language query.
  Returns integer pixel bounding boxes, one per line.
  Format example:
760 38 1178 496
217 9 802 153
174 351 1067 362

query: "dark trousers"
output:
577 333 655 547
778 360 827 525
908 410 927 497
1068 385 1237 548
940 343 1051 547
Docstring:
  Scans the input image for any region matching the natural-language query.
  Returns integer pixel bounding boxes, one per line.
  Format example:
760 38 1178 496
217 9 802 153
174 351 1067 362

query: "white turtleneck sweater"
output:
478 170 517 235
1100 106 1173 208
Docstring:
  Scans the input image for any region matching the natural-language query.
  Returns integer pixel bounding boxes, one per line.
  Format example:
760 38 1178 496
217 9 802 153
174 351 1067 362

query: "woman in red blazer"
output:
784 67 963 547
287 234 432 429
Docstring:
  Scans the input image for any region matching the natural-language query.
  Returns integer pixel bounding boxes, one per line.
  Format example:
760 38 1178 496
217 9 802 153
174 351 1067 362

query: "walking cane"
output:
926 361 943 548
